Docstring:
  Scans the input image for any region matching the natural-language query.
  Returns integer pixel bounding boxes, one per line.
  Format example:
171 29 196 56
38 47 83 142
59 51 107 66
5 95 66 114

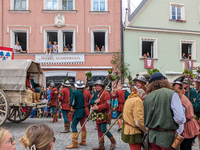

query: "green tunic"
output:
192 92 200 117
143 88 178 149
185 88 197 104
125 90 130 101
70 89 85 119
90 92 98 105
69 88 73 97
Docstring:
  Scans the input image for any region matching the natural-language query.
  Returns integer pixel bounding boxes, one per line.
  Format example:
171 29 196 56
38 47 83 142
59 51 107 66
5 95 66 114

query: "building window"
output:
170 3 185 21
46 0 58 10
91 30 108 52
13 32 28 53
181 40 196 60
63 32 73 51
140 38 157 59
47 32 58 45
44 30 75 52
14 0 27 10
62 0 73 10
44 0 75 10
91 0 107 11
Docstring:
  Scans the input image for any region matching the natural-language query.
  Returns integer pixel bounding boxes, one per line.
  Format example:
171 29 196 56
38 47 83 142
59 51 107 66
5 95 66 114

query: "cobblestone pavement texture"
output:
2 118 200 150
3 118 130 150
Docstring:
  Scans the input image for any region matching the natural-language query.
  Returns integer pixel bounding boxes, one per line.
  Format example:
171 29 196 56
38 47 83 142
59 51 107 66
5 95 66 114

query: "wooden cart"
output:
0 60 46 125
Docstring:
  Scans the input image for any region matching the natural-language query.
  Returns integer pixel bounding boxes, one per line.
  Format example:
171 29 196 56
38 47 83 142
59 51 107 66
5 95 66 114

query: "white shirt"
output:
41 99 48 103
29 80 32 88
171 93 186 135
14 45 22 51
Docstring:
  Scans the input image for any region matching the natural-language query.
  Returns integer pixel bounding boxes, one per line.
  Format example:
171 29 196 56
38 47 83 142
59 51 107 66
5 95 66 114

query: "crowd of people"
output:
1 72 200 150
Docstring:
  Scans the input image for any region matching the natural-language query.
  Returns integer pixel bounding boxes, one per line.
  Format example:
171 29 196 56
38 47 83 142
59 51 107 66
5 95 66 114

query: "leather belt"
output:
150 128 175 133
123 121 135 128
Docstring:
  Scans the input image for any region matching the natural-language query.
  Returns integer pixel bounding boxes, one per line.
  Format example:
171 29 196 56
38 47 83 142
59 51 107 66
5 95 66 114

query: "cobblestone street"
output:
2 118 200 150
3 118 130 150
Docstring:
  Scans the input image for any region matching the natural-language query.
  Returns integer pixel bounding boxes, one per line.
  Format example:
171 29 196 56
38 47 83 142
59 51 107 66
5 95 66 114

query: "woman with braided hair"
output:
19 124 55 150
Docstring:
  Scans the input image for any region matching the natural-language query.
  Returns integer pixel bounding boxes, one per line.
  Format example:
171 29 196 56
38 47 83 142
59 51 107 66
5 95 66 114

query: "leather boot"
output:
66 133 78 149
50 114 56 123
60 123 70 133
36 93 41 103
32 93 38 103
92 137 105 150
78 131 87 146
55 113 58 122
109 136 116 150
117 119 122 131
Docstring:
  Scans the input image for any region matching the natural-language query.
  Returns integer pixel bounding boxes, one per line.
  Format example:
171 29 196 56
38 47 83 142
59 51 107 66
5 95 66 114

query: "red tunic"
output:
50 88 58 107
180 95 200 138
96 90 111 124
59 87 70 110
84 90 92 116
112 90 125 112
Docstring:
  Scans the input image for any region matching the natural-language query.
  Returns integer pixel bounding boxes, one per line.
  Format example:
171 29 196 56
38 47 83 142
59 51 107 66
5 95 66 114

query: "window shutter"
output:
182 6 185 20
169 3 172 19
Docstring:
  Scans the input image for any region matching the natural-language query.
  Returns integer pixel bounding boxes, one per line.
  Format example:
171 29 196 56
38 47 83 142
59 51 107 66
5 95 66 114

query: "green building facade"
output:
124 0 200 82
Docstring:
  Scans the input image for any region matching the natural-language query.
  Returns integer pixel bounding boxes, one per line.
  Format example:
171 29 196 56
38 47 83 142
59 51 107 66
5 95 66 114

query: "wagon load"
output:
0 60 46 126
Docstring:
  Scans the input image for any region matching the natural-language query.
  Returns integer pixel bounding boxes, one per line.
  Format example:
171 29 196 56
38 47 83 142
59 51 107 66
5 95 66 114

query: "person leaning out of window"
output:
14 41 27 53
46 41 53 56
0 127 16 150
52 41 58 53
19 124 55 150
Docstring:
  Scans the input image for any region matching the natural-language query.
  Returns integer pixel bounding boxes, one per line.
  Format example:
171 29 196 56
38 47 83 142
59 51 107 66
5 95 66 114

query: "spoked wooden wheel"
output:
8 106 32 123
0 89 9 126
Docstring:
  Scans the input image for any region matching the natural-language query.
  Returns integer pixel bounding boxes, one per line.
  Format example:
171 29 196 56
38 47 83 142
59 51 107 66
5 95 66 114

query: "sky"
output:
122 0 142 21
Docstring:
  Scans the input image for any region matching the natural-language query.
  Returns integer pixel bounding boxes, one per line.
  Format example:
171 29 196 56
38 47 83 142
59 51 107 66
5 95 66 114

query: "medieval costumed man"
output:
49 82 59 123
174 83 200 150
66 80 87 149
59 80 71 133
143 73 186 149
121 89 147 150
90 80 116 150
173 81 185 95
26 73 42 103
182 78 197 102
133 75 147 91
83 85 92 119
112 83 130 131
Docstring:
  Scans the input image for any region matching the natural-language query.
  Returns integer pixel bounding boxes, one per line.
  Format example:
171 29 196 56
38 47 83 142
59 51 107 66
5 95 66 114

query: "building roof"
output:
128 0 149 22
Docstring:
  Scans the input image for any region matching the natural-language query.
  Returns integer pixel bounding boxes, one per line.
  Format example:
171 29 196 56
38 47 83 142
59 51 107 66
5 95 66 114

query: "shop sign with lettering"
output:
35 54 85 65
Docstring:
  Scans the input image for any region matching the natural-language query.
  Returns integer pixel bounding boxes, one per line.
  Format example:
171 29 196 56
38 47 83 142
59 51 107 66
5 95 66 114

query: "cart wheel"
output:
0 89 9 126
7 106 32 123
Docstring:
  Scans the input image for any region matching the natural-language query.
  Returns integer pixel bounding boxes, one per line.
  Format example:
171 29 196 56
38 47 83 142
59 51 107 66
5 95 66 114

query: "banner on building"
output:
144 59 154 69
0 47 14 60
185 60 193 69
35 53 85 65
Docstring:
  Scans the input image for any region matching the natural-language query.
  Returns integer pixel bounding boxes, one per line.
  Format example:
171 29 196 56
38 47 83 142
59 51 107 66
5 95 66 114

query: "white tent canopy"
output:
0 60 43 91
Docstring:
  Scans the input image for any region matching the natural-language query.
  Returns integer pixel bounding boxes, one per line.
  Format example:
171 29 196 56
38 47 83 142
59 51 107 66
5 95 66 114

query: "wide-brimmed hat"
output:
149 73 165 84
133 75 147 84
74 80 85 89
121 83 129 90
94 80 104 87
173 81 182 87
29 73 34 77
50 82 55 87
64 80 71 87
182 78 189 84
106 86 111 91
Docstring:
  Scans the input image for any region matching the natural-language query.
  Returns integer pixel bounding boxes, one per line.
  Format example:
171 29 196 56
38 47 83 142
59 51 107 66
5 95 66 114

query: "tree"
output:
110 51 130 86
